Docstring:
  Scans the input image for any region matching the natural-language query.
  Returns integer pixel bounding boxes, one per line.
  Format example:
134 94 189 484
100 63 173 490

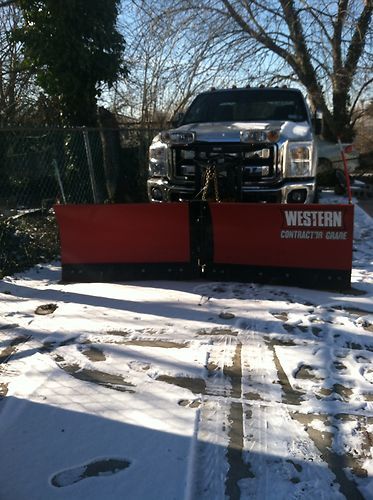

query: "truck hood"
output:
174 121 312 143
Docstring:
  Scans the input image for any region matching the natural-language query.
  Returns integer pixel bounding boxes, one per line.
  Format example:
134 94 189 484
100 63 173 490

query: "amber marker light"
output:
267 130 280 142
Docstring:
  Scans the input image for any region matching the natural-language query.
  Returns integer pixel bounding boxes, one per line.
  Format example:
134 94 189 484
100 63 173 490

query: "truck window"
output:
183 89 308 124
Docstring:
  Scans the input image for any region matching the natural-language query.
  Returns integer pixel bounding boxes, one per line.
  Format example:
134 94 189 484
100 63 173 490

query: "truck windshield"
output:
182 89 308 124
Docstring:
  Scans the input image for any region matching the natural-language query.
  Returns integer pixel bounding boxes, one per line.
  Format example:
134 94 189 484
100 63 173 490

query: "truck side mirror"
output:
314 109 323 135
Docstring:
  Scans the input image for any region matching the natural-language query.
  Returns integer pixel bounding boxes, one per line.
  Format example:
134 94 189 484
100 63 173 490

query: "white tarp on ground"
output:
0 193 372 500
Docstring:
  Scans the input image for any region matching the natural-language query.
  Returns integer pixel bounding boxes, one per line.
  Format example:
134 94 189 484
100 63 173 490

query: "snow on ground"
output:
0 194 372 500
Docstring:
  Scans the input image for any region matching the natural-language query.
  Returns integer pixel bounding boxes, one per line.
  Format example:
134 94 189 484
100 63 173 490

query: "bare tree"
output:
126 0 372 140
0 1 16 8
113 0 264 126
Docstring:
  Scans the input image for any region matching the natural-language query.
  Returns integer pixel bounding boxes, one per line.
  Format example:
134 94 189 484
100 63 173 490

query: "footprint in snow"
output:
51 458 131 487
178 398 201 408
219 312 235 320
35 303 58 315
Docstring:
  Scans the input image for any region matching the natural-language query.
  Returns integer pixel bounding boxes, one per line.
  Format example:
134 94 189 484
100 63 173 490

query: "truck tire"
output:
334 169 346 195
317 158 333 174
317 159 335 188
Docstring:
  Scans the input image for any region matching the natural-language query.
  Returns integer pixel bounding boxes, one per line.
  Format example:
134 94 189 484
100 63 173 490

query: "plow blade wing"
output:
205 203 354 289
55 202 354 289
54 204 197 282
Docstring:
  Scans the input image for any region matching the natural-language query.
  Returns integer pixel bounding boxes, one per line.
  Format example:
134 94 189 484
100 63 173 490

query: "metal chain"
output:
201 164 220 202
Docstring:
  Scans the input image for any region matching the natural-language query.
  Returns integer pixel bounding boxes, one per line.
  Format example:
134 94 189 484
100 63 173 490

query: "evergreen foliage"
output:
14 0 127 126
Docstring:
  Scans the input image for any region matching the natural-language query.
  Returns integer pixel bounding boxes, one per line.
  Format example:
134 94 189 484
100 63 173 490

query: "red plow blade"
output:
55 202 354 289
54 203 197 282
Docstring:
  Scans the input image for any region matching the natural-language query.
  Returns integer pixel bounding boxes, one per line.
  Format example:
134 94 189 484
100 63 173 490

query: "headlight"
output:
240 129 280 143
286 143 312 177
149 144 168 177
161 131 195 145
240 130 267 143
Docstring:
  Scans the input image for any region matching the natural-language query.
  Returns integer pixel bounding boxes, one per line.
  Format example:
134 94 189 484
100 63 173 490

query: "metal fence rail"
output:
0 126 157 277
0 126 157 210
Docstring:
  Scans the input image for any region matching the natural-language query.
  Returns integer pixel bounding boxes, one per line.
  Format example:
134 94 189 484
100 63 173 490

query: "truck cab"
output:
147 87 318 203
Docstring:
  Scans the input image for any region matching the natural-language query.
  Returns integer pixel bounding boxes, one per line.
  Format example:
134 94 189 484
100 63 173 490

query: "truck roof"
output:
201 86 303 95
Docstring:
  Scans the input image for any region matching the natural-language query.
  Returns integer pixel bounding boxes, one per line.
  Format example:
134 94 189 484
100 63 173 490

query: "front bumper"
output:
147 178 317 203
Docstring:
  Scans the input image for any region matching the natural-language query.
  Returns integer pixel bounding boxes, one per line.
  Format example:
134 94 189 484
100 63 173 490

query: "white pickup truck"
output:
147 87 319 203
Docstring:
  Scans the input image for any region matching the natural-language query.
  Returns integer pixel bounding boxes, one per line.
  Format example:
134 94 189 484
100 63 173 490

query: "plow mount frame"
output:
55 201 354 290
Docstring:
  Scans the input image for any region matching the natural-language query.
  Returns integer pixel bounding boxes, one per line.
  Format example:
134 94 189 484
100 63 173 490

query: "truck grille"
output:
170 142 279 187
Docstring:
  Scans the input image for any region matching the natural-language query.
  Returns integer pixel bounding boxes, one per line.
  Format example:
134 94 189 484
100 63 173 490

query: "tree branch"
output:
0 1 16 7
220 0 298 68
350 75 373 117
344 0 373 82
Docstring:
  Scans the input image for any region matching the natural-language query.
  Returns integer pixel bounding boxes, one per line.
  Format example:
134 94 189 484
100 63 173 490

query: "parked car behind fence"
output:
316 138 360 175
316 138 373 198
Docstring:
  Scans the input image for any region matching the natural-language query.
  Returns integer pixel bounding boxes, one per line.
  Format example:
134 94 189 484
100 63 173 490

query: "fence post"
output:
52 158 67 204
83 127 99 203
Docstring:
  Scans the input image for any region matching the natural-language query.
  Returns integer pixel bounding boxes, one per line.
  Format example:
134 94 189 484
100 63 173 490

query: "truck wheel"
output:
334 169 346 195
317 158 333 174
316 159 335 187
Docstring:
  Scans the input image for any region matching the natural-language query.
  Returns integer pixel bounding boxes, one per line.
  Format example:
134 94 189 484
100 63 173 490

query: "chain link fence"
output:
0 126 158 277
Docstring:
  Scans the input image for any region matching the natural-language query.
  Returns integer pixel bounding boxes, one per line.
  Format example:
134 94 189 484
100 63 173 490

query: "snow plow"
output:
55 201 354 289
54 86 354 290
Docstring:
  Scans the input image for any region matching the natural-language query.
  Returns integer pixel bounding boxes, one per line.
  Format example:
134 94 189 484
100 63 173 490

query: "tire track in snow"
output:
224 341 255 499
185 333 254 500
267 337 366 499
239 325 342 499
185 334 234 500
187 319 367 499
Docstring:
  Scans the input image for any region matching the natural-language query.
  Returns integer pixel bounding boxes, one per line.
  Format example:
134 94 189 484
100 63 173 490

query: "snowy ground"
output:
0 194 372 500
